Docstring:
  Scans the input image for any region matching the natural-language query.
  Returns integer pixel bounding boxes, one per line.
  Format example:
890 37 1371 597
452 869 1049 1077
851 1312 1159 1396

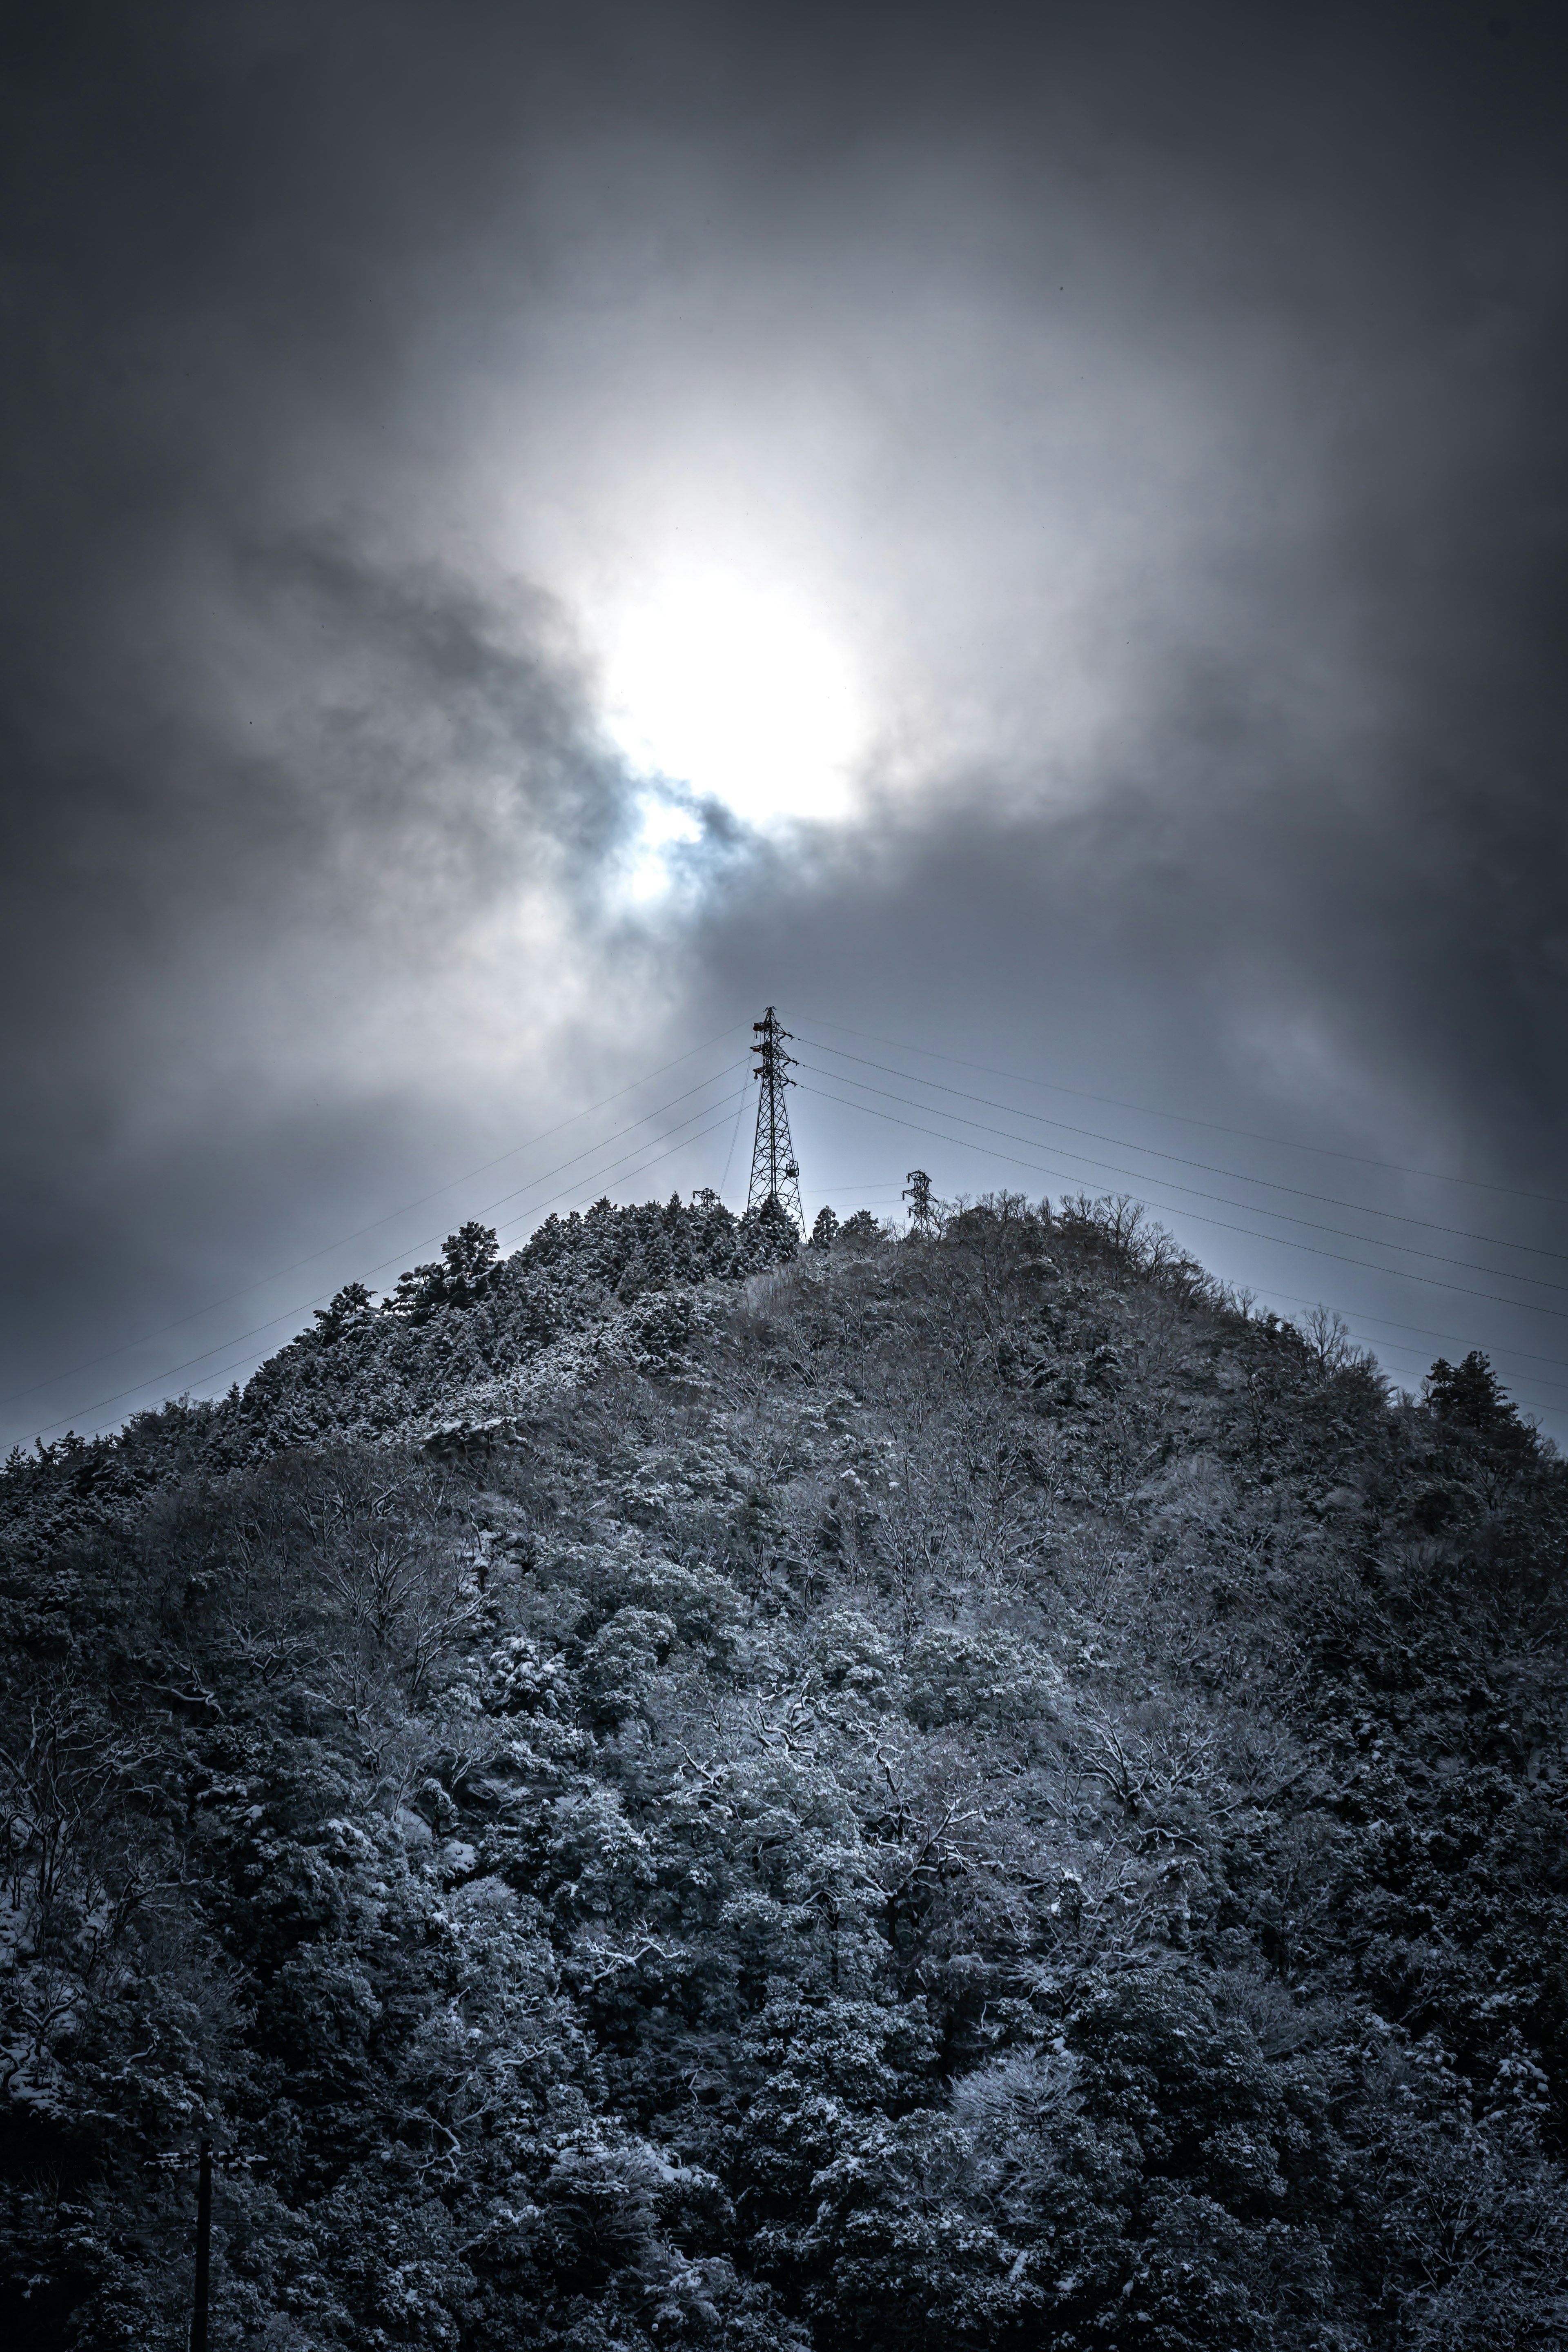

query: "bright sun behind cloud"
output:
596 568 871 829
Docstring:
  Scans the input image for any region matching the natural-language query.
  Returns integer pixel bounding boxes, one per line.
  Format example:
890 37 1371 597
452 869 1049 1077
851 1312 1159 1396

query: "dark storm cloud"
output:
2 0 1566 1438
0 528 639 1404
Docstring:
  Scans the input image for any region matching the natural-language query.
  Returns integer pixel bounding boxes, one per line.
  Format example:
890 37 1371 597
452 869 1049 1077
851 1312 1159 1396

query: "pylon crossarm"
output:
745 1005 805 1232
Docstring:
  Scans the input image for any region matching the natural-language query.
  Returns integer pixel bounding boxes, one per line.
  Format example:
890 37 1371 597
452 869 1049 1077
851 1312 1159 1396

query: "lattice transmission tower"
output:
746 1007 804 1231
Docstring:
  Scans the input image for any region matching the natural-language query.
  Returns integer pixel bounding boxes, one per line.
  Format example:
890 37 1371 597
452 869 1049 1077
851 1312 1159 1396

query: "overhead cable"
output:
793 1032 1568 1269
793 1078 1568 1326
792 1010 1568 1213
0 1021 751 1412
793 1061 1568 1299
20 1081 749 1442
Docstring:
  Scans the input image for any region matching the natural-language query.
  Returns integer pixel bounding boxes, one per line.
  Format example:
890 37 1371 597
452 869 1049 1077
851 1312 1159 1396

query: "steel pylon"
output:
746 1007 804 1231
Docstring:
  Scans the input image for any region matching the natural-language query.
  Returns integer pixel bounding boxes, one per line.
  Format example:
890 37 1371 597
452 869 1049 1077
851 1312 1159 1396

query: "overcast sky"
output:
3 0 1566 1448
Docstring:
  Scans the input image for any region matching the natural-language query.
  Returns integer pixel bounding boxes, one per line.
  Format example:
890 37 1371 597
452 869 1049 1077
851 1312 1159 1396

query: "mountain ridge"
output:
2 1191 1565 2350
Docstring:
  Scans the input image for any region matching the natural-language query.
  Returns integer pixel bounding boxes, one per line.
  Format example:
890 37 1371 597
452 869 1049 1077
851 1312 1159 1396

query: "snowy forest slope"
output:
2 1192 1566 2350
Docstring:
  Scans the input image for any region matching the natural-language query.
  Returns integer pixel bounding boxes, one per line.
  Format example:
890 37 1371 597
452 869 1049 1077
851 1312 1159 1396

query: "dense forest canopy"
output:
3 1192 1566 2350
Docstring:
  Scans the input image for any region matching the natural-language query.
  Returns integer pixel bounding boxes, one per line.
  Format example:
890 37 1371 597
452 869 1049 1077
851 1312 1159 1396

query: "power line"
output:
435 1064 745 1228
19 1081 750 1444
1326 1336 1566 1413
1244 1289 1568 1378
793 1031 1568 1270
793 1010 1568 1214
793 1077 1568 1326
1285 1327 1567 1412
718 1075 751 1203
794 1156 1568 1408
488 1106 744 1242
1246 1298 1568 1403
790 1175 1568 1387
166 1106 752 1421
17 1015 1565 1450
793 1061 1568 1300
795 1169 1568 1407
0 1022 751 1413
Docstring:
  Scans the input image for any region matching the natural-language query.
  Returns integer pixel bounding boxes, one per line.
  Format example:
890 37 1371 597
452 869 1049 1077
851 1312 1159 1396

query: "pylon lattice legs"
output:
746 1007 804 1232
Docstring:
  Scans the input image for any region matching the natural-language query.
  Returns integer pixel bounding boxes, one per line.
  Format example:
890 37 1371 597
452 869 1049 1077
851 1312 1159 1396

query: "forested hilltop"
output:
3 1192 1566 2351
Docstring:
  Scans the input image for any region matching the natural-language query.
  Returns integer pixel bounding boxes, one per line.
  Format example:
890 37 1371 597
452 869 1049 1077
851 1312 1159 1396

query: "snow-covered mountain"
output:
3 1193 1564 2350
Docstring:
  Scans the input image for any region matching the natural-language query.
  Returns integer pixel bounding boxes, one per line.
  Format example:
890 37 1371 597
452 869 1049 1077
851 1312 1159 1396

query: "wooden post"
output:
190 2137 212 2352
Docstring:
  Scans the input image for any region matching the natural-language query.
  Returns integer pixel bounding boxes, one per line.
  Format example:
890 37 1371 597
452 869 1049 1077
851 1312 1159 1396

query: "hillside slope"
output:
3 1194 1566 2350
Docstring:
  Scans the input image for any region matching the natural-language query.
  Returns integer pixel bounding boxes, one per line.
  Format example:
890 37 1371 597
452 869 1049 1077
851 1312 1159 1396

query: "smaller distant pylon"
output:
902 1169 937 1236
746 1007 804 1232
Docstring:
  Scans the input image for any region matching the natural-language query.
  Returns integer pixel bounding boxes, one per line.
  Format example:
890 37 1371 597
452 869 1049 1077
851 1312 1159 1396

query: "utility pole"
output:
746 1008 804 1232
190 2137 212 2352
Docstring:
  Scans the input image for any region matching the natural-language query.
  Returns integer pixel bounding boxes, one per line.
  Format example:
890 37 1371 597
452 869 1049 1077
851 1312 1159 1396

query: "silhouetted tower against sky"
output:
746 1007 804 1231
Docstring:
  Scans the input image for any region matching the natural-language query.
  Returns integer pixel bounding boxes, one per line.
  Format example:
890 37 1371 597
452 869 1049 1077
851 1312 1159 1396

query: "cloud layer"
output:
2 0 1565 1438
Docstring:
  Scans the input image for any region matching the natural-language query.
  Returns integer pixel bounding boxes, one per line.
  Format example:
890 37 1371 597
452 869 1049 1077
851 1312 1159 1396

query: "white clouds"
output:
436 120 1354 851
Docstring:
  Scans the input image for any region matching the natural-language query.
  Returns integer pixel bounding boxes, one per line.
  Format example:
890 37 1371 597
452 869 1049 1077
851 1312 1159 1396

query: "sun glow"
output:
597 568 870 828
